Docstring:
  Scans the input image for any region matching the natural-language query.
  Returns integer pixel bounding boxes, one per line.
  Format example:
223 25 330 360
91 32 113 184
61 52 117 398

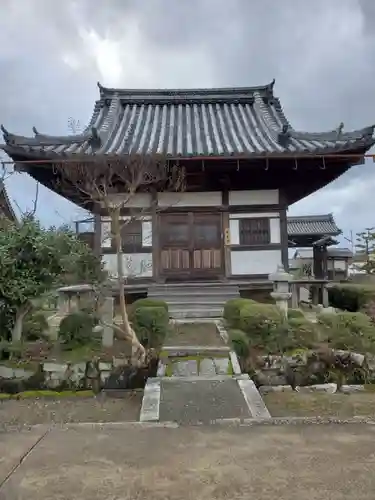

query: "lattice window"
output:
239 218 270 245
115 219 143 252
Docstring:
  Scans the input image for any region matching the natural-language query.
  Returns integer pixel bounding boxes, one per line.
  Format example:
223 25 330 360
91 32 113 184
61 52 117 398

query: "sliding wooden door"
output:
160 213 223 280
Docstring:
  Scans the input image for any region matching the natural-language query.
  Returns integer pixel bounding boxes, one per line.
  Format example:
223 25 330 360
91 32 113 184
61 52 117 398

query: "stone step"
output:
165 298 228 306
167 300 224 312
149 288 239 297
169 308 223 319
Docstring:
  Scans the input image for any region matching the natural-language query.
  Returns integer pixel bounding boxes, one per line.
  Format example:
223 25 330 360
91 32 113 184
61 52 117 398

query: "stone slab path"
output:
159 378 252 423
141 320 270 422
2 424 375 499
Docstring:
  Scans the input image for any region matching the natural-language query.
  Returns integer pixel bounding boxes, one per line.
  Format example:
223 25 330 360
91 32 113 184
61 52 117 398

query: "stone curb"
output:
4 417 375 433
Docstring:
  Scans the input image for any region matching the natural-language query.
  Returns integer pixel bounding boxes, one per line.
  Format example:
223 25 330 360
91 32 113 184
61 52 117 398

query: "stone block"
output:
172 360 198 376
0 366 14 378
43 362 67 373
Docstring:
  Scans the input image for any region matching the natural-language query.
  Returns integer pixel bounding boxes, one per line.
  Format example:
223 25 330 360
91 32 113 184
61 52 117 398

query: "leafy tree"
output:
355 228 375 273
0 215 103 342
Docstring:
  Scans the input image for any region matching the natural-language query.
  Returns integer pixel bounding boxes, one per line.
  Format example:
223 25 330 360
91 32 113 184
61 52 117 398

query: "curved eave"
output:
0 181 17 222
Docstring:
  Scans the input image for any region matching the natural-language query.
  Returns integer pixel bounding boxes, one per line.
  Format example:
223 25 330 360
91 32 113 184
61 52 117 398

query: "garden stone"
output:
99 362 113 371
0 366 15 378
298 383 337 394
341 385 365 393
43 362 67 373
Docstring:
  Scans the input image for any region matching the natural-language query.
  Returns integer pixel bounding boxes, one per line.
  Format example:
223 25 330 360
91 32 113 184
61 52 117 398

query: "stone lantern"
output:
268 265 293 319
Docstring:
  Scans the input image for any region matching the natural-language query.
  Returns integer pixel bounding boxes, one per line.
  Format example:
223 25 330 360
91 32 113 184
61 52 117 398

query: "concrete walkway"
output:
2 423 375 499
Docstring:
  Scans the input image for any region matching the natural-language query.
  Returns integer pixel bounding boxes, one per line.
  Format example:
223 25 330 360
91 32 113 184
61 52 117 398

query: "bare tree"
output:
55 154 185 364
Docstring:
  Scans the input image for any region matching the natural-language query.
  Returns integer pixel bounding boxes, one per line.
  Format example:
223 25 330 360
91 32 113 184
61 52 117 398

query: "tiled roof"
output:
1 80 375 158
0 182 16 221
287 214 341 236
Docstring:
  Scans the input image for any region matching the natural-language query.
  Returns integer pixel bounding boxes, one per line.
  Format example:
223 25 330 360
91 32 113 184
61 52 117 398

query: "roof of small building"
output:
293 247 353 259
1 80 375 159
287 214 341 237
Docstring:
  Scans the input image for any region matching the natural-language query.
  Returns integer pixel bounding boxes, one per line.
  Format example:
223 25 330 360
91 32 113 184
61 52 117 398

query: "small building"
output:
1 81 374 288
290 247 353 281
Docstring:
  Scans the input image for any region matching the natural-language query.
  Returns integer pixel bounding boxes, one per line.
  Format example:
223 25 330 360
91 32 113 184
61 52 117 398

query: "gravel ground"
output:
0 392 143 428
263 391 375 418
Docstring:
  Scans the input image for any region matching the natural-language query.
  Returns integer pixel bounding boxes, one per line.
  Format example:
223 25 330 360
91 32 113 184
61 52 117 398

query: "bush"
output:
129 298 168 322
239 303 284 351
223 298 256 328
229 329 250 359
317 311 375 353
133 306 169 349
58 311 96 347
23 311 49 341
328 284 375 312
287 309 305 320
284 318 320 352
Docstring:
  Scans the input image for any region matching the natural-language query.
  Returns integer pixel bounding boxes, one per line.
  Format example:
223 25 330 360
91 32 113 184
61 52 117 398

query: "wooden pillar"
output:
278 190 289 271
151 191 161 283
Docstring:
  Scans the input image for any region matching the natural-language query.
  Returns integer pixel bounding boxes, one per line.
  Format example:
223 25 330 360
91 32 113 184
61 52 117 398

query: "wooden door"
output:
160 213 223 280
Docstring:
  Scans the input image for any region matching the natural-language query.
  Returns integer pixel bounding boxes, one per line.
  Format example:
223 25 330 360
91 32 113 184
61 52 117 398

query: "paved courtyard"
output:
1 423 375 499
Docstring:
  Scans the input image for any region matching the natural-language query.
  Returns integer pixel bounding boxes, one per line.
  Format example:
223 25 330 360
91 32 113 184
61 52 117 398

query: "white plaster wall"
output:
102 253 153 278
229 216 280 244
230 249 282 275
100 217 152 248
157 191 222 207
105 193 152 208
229 190 279 206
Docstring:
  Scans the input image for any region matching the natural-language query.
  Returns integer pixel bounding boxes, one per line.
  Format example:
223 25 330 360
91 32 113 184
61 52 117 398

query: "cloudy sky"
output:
0 0 375 243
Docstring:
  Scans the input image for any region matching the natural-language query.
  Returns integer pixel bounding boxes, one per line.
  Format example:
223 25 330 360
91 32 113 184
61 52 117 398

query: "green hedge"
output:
317 311 375 353
229 329 250 359
328 284 375 312
287 309 305 320
23 310 49 341
59 311 96 346
223 298 256 328
129 298 168 322
284 318 320 352
238 303 284 350
133 306 169 349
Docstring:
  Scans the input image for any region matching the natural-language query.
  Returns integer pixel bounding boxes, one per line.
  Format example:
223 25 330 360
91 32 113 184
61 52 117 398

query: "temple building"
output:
0 181 16 222
1 80 374 287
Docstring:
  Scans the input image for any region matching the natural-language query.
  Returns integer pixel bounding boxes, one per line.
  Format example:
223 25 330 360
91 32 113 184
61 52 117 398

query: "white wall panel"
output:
157 191 222 207
230 249 281 275
229 190 279 206
102 253 153 278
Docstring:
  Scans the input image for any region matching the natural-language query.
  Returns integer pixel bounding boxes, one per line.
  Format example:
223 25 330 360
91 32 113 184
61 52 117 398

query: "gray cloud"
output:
0 0 374 238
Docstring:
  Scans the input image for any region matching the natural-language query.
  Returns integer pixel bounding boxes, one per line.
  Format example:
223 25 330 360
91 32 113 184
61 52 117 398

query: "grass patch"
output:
59 343 102 363
263 391 375 418
0 390 94 400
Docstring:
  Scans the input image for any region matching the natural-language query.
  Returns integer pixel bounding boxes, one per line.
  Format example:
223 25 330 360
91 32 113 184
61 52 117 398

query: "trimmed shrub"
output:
229 329 250 359
317 311 375 353
133 306 169 349
59 311 96 346
129 298 168 322
287 309 305 320
223 298 256 328
328 284 375 312
239 303 284 351
284 318 320 352
23 311 49 341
